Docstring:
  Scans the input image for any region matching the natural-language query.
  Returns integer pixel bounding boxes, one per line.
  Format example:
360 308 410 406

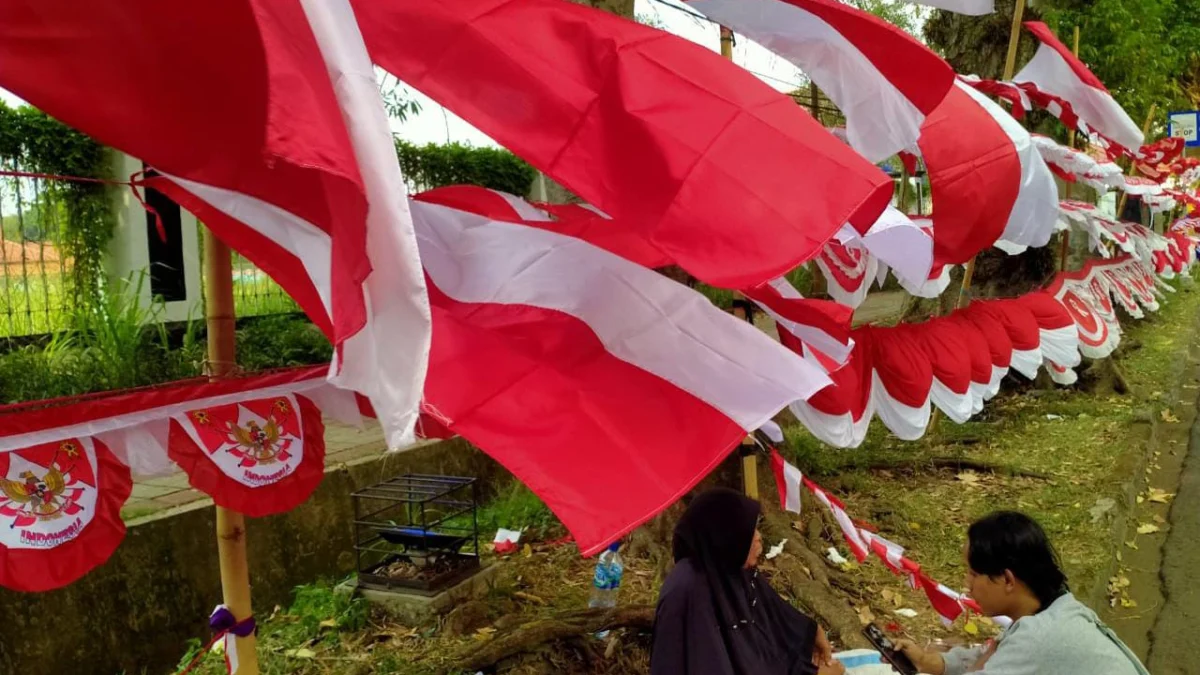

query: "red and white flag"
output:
0 0 432 450
411 200 833 555
901 0 993 15
918 81 1059 264
770 450 805 515
357 0 893 289
1014 22 1144 153
689 0 956 163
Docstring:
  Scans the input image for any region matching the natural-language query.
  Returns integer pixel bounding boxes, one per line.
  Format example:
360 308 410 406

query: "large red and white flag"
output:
1014 22 1143 153
411 200 832 555
0 0 431 449
689 0 956 163
918 81 1059 264
356 0 893 289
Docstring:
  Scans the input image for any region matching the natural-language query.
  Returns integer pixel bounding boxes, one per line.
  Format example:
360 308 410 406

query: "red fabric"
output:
865 326 933 408
975 300 1040 351
357 0 893 288
775 0 955 112
415 186 670 268
769 450 790 512
0 367 325 437
0 0 370 344
905 319 973 395
1024 22 1108 92
167 395 327 518
957 307 1013 369
0 439 132 592
1016 292 1075 330
817 242 872 294
916 572 965 623
918 86 1022 266
804 333 873 419
423 280 744 556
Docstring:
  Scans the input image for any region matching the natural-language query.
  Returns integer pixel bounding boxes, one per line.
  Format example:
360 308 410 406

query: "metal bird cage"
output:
352 474 480 595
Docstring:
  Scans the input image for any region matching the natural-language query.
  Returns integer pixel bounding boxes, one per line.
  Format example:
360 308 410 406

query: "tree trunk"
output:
924 1 1041 80
569 0 635 17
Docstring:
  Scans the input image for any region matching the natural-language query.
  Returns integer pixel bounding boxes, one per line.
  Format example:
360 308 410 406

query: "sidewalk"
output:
120 418 387 521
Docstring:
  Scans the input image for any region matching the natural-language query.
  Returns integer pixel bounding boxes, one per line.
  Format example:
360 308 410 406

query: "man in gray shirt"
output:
895 512 1148 675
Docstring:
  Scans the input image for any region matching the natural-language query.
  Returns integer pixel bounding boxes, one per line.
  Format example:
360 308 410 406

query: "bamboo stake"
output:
717 25 759 498
1059 26 1080 272
205 227 259 675
956 0 1028 310
1117 103 1158 220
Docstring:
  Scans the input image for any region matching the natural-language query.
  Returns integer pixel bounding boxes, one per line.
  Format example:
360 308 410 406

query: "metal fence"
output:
228 251 299 317
0 166 73 339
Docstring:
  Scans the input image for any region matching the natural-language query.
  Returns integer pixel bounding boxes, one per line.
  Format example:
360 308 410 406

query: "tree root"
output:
857 456 1050 479
457 606 655 671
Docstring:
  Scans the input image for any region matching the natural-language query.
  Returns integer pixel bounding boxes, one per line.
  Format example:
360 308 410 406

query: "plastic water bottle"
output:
589 542 624 638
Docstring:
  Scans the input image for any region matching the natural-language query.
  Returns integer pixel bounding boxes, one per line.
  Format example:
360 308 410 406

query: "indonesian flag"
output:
1014 22 1144 153
918 81 1059 265
357 0 894 289
689 0 956 163
770 450 805 515
803 475 869 562
411 200 834 556
901 0 993 14
0 0 431 450
916 572 968 625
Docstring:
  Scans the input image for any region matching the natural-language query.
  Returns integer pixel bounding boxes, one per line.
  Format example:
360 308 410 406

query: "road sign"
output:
1168 110 1200 147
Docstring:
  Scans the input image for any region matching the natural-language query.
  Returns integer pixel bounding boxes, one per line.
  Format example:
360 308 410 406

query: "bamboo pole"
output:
716 25 759 498
956 0 1028 309
1059 26 1081 272
204 227 259 675
1117 103 1159 220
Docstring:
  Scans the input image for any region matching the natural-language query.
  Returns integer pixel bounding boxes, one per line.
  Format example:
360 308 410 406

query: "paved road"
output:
1148 385 1200 674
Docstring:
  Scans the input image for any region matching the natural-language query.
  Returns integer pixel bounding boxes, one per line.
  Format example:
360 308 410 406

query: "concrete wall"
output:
0 438 504 675
109 152 203 323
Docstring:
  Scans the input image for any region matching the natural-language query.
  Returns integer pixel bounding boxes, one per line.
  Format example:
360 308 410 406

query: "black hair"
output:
967 511 1068 610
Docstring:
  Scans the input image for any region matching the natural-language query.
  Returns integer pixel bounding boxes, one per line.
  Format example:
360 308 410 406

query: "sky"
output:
0 0 920 150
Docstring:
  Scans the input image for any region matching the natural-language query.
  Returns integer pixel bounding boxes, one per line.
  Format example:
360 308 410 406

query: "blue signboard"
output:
1168 110 1200 147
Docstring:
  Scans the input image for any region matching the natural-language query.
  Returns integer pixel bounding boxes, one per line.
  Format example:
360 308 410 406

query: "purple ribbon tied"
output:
209 604 257 638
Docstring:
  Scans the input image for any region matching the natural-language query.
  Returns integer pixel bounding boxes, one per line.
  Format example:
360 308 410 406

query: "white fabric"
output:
300 0 432 450
490 189 552 221
1014 43 1144 151
985 365 1009 400
901 0 993 14
1047 360 1078 385
690 0 925 162
895 265 953 298
412 202 831 431
1009 348 1043 380
930 379 974 424
870 371 930 441
956 81 1058 249
789 399 872 449
1039 325 1082 368
758 420 785 443
836 207 933 287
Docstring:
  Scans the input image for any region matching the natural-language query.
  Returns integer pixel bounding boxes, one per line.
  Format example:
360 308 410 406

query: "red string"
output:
0 168 167 243
175 631 228 675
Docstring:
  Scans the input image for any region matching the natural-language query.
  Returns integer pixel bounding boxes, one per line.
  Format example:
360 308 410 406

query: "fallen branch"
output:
457 605 655 671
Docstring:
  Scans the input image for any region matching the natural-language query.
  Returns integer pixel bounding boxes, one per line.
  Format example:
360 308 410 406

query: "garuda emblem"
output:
0 456 82 528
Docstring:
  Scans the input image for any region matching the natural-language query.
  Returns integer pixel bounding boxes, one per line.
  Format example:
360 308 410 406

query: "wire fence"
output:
228 251 299 317
0 165 73 339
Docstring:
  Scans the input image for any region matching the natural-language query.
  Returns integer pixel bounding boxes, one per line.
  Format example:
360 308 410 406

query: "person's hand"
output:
817 658 846 675
893 639 946 675
813 626 834 666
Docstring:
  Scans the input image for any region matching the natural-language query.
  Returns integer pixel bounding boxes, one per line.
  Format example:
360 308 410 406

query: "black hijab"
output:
650 488 818 675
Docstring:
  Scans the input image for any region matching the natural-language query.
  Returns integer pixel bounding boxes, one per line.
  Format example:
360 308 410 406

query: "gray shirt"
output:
941 593 1148 675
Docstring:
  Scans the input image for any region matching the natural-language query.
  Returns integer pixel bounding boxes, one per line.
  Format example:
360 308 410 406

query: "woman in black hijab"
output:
650 488 844 675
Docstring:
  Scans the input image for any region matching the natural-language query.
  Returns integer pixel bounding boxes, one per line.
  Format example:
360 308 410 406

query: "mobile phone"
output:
861 623 918 675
